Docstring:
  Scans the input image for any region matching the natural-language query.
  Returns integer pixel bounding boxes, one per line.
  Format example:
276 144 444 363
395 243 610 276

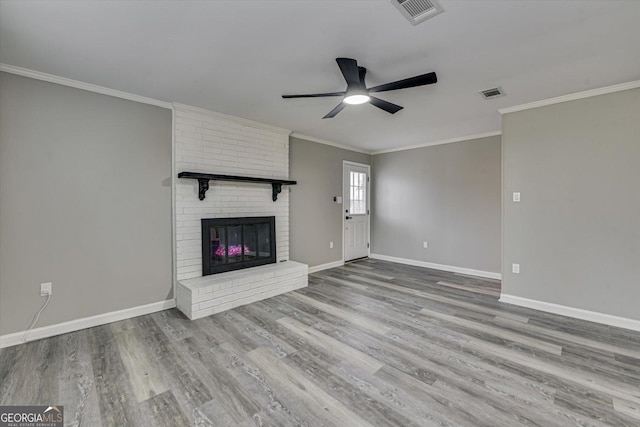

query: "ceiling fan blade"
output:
358 66 367 85
323 102 347 119
282 91 345 98
368 72 437 93
369 96 403 114
336 58 360 87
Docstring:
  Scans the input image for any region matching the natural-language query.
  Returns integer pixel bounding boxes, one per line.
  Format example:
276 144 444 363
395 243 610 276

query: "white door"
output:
343 162 370 261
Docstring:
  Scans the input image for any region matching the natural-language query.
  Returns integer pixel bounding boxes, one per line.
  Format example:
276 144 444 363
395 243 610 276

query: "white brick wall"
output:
174 104 291 280
177 261 308 320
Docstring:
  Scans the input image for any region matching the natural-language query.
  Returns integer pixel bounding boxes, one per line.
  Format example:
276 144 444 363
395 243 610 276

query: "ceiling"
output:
1 1 639 152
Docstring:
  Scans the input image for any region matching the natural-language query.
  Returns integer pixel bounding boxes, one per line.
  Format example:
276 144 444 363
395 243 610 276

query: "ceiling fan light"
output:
343 94 370 105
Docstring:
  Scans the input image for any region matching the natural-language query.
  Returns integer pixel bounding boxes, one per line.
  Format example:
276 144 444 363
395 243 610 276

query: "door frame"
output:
342 160 371 262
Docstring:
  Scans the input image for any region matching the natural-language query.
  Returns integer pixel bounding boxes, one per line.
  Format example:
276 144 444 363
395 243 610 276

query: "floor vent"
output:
479 87 505 99
391 0 444 26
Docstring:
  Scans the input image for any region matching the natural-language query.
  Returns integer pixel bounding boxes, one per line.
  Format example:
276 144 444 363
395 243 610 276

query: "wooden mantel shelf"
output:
177 172 297 201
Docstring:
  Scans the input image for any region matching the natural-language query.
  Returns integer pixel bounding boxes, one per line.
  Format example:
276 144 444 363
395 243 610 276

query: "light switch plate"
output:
512 264 520 274
513 192 521 202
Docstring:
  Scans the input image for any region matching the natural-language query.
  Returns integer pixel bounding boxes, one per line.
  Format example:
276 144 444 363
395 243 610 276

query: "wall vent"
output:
479 87 505 99
391 0 444 26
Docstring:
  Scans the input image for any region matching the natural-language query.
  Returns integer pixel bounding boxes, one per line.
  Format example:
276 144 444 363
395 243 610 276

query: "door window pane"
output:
349 171 367 214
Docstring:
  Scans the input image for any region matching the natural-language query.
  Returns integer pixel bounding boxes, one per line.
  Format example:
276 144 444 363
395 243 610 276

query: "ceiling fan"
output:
282 58 437 119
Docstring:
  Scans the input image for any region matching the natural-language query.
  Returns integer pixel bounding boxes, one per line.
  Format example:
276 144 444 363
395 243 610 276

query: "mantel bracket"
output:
197 179 210 201
271 183 283 202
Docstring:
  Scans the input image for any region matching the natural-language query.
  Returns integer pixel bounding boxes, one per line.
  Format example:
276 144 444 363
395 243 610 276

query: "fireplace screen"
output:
201 216 276 275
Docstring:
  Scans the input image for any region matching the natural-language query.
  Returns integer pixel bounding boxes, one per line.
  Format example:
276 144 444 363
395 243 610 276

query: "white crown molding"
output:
308 260 345 274
0 63 172 109
498 80 640 115
499 294 640 332
370 253 501 280
371 131 502 155
172 103 291 136
0 299 176 349
290 132 372 155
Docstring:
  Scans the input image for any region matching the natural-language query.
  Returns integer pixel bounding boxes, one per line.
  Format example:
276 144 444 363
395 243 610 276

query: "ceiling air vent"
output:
479 87 505 99
391 0 444 26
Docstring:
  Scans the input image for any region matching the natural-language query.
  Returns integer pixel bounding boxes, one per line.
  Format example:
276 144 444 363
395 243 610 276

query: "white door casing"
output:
343 161 370 261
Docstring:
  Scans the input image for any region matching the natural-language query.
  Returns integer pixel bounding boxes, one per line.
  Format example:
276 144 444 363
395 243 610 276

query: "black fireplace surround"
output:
201 216 276 276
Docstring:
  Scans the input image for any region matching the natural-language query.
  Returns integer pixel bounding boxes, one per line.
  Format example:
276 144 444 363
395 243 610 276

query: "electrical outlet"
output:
329 241 334 249
512 264 520 274
513 192 521 202
40 282 52 296
423 241 428 249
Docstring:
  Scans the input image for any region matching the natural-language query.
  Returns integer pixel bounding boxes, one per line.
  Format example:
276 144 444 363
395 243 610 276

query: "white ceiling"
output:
1 1 639 152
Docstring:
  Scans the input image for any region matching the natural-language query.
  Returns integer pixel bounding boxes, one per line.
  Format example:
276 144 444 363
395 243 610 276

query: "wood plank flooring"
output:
1 259 639 426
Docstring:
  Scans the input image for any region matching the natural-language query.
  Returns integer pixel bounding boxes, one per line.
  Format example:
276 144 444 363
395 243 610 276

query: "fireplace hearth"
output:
201 216 276 276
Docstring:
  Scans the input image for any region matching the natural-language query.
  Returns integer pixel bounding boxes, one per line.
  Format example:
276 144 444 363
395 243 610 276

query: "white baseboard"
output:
369 253 501 280
309 260 345 274
0 299 176 349
499 294 640 332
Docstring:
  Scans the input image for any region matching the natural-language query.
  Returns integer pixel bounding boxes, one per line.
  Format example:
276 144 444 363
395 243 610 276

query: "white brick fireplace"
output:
173 104 307 320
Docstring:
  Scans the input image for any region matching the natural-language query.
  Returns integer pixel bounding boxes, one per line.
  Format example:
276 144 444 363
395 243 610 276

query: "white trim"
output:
370 253 502 280
308 260 345 274
343 160 371 167
371 131 502 155
499 294 640 332
0 63 172 109
500 109 506 288
0 300 176 349
290 132 372 155
172 103 291 135
171 105 177 300
498 80 640 115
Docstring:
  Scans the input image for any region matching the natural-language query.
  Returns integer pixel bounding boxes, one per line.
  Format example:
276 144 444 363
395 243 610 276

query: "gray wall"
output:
289 137 370 268
0 72 172 335
502 88 640 320
371 136 502 274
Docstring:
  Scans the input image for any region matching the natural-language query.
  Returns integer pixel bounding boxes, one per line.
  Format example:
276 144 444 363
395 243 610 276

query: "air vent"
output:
391 0 444 26
479 87 505 99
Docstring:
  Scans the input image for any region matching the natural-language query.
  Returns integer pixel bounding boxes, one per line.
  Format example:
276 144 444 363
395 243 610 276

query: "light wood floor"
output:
1 259 639 426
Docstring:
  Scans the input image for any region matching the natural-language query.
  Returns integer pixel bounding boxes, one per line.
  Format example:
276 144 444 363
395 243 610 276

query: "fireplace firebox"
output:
201 216 276 276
